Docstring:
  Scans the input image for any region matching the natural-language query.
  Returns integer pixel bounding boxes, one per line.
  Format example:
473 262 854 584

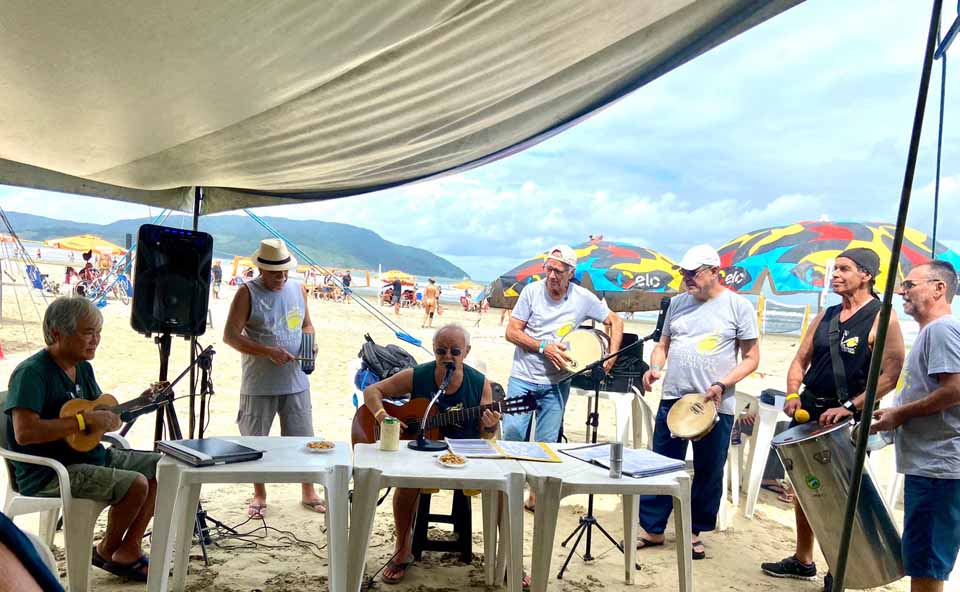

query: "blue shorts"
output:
902 475 960 581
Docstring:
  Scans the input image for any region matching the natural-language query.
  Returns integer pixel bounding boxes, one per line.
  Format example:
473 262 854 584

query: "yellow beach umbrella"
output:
43 234 126 255
451 280 483 291
381 269 415 284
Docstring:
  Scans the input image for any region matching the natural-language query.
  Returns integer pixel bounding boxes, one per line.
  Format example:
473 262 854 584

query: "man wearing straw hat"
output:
224 238 324 519
872 259 960 592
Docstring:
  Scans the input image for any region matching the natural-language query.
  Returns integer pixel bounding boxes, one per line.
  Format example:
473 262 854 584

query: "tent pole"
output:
832 1 941 590
188 187 202 439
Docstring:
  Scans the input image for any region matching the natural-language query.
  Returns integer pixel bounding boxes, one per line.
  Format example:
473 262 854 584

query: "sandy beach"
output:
0 269 909 592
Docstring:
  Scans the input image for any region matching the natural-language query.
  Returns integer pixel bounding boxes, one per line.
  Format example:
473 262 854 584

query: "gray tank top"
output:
240 277 310 396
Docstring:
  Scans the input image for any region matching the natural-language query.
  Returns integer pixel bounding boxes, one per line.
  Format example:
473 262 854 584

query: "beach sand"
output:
0 271 908 592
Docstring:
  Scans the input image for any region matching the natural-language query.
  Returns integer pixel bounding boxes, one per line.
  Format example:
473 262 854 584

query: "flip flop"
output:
635 537 665 550
523 503 535 514
301 500 326 514
92 546 109 569
247 503 267 519
102 554 149 582
761 482 795 504
692 541 706 560
382 558 413 584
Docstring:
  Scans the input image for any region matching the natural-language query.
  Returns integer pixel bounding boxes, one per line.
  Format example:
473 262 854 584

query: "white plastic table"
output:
518 444 692 592
147 437 351 592
347 444 526 592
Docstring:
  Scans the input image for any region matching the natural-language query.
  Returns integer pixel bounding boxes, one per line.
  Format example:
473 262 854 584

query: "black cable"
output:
209 514 329 560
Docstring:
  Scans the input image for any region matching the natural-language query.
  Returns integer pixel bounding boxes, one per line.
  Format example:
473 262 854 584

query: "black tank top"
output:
802 299 881 399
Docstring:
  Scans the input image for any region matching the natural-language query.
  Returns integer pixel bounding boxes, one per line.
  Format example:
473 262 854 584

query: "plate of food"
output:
306 440 336 453
436 451 468 468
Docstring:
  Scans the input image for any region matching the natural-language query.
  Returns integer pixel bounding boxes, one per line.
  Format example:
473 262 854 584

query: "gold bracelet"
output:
75 413 86 432
785 393 800 401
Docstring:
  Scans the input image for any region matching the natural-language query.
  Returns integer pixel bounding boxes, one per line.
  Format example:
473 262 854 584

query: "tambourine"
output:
666 393 719 441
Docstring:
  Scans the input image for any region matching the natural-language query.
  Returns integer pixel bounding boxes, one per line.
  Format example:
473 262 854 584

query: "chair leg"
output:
453 491 472 564
38 508 59 548
63 500 106 592
411 493 432 561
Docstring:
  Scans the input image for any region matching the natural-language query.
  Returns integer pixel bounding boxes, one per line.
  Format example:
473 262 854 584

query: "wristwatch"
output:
842 400 857 412
710 381 727 395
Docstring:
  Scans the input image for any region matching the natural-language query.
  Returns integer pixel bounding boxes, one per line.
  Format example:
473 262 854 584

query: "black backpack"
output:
358 334 417 381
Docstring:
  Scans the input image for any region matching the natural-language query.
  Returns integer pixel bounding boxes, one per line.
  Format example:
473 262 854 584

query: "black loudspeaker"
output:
570 332 648 393
131 224 213 337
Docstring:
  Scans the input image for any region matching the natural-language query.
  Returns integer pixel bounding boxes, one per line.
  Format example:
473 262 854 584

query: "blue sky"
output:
2 0 959 281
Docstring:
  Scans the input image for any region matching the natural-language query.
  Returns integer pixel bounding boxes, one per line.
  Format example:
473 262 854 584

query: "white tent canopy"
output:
0 0 801 214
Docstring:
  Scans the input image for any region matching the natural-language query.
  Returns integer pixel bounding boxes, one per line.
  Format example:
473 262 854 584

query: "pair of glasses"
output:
899 279 940 291
435 347 463 357
544 266 568 276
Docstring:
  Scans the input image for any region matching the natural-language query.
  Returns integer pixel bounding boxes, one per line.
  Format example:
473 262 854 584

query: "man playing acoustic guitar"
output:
362 324 501 584
4 297 160 581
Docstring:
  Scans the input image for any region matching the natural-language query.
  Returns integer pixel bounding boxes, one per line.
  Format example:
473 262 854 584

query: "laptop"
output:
156 438 263 467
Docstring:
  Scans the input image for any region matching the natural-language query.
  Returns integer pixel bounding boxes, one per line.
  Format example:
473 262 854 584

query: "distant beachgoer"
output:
35 249 41 260
392 278 402 315
211 260 223 299
422 279 439 328
98 253 112 273
342 271 352 303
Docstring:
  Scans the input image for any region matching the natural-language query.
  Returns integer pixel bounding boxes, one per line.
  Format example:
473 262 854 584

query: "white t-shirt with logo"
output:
510 280 610 384
661 290 758 415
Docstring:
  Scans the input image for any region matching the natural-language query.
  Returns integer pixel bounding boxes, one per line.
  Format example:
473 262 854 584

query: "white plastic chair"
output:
629 386 655 450
0 392 130 592
569 386 636 445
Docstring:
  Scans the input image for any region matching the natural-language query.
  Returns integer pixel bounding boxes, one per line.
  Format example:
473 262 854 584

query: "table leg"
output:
530 476 562 592
324 465 350 592
171 482 202 592
481 490 498 586
147 463 182 592
347 467 383 592
672 477 693 592
622 494 639 584
504 472 525 592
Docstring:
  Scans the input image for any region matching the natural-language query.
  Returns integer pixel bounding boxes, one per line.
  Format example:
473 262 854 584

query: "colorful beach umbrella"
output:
488 240 682 312
43 234 126 255
718 221 960 294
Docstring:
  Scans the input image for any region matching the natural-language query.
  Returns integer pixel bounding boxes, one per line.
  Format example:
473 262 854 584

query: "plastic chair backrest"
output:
0 390 22 493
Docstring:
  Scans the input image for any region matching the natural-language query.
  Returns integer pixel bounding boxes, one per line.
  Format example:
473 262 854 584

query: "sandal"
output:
102 555 149 582
247 502 267 520
636 536 665 550
92 546 109 569
692 540 705 560
761 481 795 504
382 557 413 584
301 500 326 513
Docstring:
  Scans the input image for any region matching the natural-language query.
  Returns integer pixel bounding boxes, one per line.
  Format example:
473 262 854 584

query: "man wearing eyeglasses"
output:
762 247 904 591
870 260 960 592
362 324 500 583
638 244 759 562
502 244 623 441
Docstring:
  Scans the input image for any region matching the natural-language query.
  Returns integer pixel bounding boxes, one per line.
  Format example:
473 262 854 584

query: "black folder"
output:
156 438 263 467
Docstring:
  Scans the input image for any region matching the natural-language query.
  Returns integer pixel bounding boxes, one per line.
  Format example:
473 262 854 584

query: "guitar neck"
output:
418 400 505 431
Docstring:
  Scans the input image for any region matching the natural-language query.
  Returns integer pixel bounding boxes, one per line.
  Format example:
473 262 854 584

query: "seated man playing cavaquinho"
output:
3 297 160 581
362 324 501 584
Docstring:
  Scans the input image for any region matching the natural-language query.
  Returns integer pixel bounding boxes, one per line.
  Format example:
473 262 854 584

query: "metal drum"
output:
666 394 719 440
772 421 903 589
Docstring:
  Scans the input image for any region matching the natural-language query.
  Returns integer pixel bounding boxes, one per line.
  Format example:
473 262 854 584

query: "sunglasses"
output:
681 266 712 278
899 278 940 291
435 347 463 357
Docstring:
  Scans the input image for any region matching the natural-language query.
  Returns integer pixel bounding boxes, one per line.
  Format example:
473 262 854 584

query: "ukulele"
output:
59 381 170 452
351 394 538 447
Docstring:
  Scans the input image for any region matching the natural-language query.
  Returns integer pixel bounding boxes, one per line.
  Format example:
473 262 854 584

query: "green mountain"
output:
4 212 468 278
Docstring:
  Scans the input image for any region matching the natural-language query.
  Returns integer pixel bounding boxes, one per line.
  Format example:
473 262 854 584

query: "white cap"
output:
677 244 720 271
546 244 577 268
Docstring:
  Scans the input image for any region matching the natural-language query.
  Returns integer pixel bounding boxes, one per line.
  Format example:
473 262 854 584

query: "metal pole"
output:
188 186 202 439
832 1 942 589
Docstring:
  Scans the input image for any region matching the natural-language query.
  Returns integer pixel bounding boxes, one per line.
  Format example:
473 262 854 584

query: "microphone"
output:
408 362 455 451
651 296 671 342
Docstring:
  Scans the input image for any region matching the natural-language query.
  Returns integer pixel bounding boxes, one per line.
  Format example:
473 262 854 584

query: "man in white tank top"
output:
224 239 324 518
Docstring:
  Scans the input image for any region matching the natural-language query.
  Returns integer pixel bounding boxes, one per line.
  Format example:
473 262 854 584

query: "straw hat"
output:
250 239 298 271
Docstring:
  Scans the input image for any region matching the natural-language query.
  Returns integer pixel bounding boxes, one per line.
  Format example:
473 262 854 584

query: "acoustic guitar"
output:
351 394 538 447
59 381 170 452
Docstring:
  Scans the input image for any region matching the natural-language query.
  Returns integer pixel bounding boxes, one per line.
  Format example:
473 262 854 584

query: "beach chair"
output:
0 391 131 592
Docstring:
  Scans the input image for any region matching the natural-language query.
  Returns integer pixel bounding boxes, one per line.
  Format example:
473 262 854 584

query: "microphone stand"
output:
557 323 662 578
408 364 454 452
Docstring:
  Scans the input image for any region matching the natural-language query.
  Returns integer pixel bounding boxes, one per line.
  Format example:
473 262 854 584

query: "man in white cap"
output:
636 244 759 561
503 244 623 509
223 239 324 518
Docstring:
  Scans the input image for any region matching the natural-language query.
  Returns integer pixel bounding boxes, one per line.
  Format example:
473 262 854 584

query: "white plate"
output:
305 441 336 453
436 455 468 469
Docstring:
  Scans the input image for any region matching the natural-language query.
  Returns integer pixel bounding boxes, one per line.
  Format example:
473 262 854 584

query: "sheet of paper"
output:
492 440 561 462
562 443 685 477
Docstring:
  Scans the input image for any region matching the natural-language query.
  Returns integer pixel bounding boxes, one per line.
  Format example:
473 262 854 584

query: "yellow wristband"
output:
75 413 86 432
785 393 800 401
374 408 387 421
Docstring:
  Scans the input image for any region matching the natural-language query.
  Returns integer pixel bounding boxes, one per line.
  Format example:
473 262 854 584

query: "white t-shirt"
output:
510 280 611 384
661 290 758 415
